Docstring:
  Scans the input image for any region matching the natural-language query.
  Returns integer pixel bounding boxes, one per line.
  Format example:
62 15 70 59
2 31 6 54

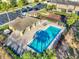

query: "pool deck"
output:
22 20 65 50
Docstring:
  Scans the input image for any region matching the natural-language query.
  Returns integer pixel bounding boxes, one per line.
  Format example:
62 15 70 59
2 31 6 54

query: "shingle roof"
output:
9 16 39 31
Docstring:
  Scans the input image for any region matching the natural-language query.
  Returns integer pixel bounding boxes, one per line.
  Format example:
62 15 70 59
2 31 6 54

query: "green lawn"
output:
0 24 9 31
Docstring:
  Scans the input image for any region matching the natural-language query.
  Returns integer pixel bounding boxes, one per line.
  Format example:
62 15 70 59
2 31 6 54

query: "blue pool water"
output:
28 26 61 53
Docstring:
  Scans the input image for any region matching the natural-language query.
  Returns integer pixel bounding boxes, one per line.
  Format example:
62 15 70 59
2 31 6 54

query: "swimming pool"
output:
28 26 61 53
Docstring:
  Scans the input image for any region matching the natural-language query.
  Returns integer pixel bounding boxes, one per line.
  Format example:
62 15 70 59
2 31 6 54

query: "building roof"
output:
47 0 79 6
9 16 39 31
5 30 27 56
47 13 61 20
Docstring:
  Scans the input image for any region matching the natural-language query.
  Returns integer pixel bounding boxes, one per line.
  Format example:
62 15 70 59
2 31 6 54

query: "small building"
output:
47 0 79 13
5 16 40 56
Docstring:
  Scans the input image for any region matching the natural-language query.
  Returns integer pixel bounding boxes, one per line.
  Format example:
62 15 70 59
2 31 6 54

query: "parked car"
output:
26 6 33 11
21 6 33 16
21 8 28 16
33 3 45 10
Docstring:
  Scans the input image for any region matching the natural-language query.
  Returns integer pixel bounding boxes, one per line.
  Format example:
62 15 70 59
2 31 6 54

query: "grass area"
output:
67 13 78 26
0 24 9 31
48 19 53 22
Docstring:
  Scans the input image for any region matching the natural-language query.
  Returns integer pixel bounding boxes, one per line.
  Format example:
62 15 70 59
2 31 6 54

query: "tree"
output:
10 0 17 7
0 0 2 3
22 0 28 6
67 13 78 27
67 17 75 26
46 4 56 11
17 0 24 17
0 3 2 11
17 0 23 8
73 21 79 41
9 0 18 13
34 0 39 2
21 49 57 59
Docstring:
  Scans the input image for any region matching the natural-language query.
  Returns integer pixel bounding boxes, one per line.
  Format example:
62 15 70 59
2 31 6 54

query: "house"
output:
5 16 40 56
47 0 79 14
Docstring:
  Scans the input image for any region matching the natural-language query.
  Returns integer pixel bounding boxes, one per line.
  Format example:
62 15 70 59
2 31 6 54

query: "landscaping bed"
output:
5 47 57 59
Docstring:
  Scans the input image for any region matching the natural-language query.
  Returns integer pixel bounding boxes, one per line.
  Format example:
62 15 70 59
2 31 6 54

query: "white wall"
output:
69 0 79 2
